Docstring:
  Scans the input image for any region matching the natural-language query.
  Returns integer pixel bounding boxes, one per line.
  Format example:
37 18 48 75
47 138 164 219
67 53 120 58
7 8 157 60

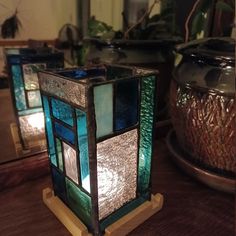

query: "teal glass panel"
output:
66 178 92 228
11 65 27 111
56 138 64 171
42 96 57 166
27 90 42 107
54 122 75 145
51 166 67 203
94 84 113 138
76 109 90 193
138 76 156 194
51 98 73 126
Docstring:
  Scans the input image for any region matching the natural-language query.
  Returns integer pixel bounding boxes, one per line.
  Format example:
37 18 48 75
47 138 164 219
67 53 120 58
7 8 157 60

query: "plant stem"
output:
123 0 161 39
184 0 202 42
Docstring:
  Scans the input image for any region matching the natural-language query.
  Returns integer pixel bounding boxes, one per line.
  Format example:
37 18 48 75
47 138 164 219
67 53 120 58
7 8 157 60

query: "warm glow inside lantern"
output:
5 48 64 154
39 65 163 236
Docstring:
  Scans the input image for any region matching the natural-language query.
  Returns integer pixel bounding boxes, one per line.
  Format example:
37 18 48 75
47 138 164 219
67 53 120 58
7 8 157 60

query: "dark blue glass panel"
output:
51 166 67 203
42 96 57 166
51 98 73 126
115 79 138 131
54 121 75 145
57 68 105 80
11 65 27 111
76 109 90 193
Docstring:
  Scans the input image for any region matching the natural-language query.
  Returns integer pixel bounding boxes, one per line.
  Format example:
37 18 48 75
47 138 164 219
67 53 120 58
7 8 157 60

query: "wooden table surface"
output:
0 138 234 236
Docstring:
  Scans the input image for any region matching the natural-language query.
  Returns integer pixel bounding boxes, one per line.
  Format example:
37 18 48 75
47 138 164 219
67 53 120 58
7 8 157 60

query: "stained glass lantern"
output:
5 48 64 155
39 65 163 236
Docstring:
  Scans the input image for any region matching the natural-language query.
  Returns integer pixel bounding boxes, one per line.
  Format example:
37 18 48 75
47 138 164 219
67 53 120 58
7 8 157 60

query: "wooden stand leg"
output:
43 188 164 236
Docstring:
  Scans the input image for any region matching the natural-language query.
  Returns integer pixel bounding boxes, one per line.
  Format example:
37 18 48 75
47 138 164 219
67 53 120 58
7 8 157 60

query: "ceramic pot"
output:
170 37 235 175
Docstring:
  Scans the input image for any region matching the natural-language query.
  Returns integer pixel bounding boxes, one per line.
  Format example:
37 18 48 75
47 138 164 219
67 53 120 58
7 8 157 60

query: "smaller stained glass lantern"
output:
39 65 163 236
5 48 64 155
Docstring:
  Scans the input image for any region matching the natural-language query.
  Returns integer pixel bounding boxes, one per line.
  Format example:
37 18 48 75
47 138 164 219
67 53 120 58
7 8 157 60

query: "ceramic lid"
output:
174 37 235 97
176 37 235 66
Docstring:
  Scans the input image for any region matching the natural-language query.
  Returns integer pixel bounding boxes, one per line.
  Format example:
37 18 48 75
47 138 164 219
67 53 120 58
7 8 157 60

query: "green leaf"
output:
216 1 234 12
191 12 205 36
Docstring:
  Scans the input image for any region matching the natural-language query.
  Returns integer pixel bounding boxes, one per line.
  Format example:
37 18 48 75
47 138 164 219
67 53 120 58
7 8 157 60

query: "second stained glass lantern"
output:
39 65 163 236
5 47 64 155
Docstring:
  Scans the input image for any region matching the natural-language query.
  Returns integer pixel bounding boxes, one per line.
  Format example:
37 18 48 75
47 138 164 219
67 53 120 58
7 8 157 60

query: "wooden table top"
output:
0 138 234 236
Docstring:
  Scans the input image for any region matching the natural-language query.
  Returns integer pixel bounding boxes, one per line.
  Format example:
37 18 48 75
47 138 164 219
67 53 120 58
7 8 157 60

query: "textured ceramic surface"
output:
171 38 235 175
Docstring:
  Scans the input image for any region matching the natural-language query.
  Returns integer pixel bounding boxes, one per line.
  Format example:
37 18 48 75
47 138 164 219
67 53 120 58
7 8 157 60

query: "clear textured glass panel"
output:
100 195 147 230
97 129 138 220
27 90 42 107
42 96 57 166
63 142 79 184
19 112 45 143
51 166 67 203
115 79 138 131
39 73 86 108
54 122 75 145
76 109 90 193
11 65 27 111
94 84 113 138
22 63 46 90
66 178 92 228
51 98 73 126
138 76 156 194
56 138 64 171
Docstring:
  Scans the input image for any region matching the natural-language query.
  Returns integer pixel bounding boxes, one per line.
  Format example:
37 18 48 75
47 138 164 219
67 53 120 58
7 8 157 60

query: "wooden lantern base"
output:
43 188 164 236
10 122 47 157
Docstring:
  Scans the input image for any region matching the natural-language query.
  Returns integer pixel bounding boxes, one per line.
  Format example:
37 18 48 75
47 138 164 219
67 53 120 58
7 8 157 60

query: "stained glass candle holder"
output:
39 65 163 236
5 48 64 155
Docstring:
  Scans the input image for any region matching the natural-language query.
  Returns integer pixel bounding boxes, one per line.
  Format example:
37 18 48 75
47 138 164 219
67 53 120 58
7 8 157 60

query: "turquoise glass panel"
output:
138 76 156 195
42 96 57 166
51 98 73 126
76 109 90 193
66 178 92 228
56 138 64 171
51 166 67 203
54 121 75 145
11 65 27 111
94 84 113 138
27 90 42 107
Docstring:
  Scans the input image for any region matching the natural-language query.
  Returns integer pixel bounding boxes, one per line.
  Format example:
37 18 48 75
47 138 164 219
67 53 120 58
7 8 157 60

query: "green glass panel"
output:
56 138 63 171
138 76 156 195
42 96 57 166
11 65 27 111
65 178 92 228
18 107 43 116
76 109 90 193
94 84 113 138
